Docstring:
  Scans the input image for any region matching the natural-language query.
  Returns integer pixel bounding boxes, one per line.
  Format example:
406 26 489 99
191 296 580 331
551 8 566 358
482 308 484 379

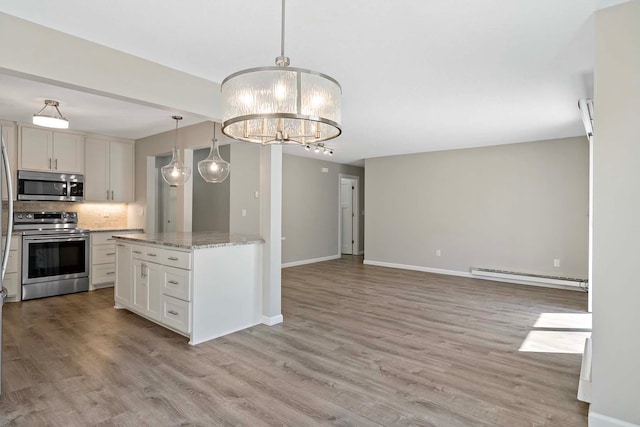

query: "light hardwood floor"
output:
0 256 588 426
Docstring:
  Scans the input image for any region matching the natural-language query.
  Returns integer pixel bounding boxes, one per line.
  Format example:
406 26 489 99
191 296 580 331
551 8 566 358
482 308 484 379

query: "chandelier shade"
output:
221 66 341 144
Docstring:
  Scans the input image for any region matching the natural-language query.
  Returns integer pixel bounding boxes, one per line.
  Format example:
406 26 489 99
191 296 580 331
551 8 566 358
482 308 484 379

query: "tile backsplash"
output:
2 201 129 230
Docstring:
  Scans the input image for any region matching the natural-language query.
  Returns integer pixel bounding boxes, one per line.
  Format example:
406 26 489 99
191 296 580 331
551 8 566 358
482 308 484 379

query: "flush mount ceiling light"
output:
221 0 341 153
161 115 192 187
198 122 230 183
33 99 69 129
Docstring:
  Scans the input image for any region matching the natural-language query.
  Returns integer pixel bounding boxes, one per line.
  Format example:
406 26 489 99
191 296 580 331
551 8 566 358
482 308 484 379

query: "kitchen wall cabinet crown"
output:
19 126 84 174
85 137 134 202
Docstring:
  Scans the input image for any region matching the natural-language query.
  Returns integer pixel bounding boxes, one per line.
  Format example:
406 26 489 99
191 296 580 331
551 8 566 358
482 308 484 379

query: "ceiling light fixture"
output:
198 122 230 183
221 0 342 150
161 115 192 187
32 99 69 129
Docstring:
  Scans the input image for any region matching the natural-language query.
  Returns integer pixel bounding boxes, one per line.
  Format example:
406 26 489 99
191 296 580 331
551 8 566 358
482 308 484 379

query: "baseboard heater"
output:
470 268 588 291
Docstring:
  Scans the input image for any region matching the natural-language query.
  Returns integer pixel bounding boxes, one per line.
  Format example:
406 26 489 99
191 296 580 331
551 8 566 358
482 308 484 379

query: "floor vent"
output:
470 268 588 291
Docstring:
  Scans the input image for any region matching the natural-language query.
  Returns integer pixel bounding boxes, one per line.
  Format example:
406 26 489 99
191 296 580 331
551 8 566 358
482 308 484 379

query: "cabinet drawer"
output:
92 263 116 284
92 233 119 245
161 295 191 334
3 272 19 297
143 247 162 262
92 245 116 264
131 245 145 259
162 249 192 270
163 266 191 301
7 250 19 274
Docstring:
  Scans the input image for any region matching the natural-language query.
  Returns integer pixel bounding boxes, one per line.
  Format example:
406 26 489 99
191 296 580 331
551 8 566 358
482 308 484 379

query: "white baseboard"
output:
357 250 365 255
262 314 284 326
362 260 584 291
363 260 473 278
282 254 341 268
589 412 640 427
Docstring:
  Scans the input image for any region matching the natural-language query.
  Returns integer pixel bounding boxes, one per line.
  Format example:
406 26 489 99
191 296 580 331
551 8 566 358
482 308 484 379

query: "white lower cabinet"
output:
117 242 193 335
2 235 21 301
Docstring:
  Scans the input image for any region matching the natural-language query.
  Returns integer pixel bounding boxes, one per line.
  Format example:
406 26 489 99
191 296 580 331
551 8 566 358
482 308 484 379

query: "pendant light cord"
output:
280 0 286 58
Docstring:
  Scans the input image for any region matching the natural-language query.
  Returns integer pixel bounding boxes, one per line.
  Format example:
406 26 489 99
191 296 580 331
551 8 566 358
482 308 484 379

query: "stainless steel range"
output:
15 211 90 300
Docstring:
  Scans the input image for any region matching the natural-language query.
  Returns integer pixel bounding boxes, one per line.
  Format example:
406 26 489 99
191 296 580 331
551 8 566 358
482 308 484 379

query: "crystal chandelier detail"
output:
220 0 341 154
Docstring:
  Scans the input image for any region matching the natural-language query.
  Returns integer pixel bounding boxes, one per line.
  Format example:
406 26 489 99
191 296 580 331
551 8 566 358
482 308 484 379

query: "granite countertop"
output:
112 232 264 250
89 228 145 233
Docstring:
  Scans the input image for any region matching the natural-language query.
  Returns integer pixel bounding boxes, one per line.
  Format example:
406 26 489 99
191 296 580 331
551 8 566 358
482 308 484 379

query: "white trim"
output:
470 268 586 290
357 250 364 256
262 314 283 326
363 260 585 291
282 254 341 268
589 412 640 427
363 260 473 278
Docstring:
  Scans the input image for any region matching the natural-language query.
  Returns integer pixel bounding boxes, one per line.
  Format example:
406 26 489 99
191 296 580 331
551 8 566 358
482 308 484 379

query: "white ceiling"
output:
0 0 597 164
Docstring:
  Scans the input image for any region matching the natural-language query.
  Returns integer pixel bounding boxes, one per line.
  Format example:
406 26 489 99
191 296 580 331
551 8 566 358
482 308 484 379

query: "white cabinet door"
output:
109 141 134 202
84 138 110 201
52 132 84 173
133 259 147 313
1 124 17 201
115 243 133 306
146 262 163 321
20 127 52 171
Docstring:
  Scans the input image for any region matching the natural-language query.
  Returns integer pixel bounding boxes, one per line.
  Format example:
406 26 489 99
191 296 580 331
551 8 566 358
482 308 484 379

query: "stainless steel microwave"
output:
17 170 84 202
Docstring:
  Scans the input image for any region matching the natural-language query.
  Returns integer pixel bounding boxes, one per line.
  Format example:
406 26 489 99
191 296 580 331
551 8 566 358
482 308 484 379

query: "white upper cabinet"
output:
1 122 18 201
19 126 84 174
85 137 134 202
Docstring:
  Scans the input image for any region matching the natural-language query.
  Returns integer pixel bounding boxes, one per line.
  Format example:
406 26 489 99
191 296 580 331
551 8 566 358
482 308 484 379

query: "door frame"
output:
338 174 359 256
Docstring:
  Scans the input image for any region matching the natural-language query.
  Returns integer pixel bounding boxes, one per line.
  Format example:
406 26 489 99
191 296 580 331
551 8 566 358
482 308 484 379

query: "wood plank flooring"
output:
0 256 588 426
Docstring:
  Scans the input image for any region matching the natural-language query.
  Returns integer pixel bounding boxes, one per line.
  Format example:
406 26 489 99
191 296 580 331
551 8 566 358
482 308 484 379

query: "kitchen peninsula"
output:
113 231 264 345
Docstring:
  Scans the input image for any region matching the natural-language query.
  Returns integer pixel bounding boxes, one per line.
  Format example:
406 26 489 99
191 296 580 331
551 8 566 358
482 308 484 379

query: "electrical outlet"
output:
137 208 144 216
242 209 247 217
102 209 110 218
554 259 560 267
436 249 441 257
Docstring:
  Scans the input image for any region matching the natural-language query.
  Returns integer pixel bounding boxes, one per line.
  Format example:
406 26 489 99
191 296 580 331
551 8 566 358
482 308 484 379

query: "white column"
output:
259 145 283 325
176 148 193 233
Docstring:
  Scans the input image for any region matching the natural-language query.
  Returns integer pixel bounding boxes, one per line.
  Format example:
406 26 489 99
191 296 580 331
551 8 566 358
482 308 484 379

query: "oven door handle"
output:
24 236 88 242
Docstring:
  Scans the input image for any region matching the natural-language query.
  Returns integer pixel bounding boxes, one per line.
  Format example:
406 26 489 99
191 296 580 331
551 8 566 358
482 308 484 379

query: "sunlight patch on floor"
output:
519 331 591 354
533 312 592 329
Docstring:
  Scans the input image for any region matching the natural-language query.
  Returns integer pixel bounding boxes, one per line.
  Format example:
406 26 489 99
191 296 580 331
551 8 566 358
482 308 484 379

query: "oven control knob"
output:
16 214 23 219
62 213 68 218
26 214 32 219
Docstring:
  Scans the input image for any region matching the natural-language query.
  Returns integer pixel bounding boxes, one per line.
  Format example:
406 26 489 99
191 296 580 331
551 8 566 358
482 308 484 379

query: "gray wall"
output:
192 145 230 232
591 2 640 424
282 154 364 264
229 144 260 236
365 137 589 278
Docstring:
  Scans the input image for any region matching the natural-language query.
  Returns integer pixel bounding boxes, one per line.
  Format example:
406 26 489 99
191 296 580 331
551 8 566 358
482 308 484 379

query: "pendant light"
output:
161 115 192 187
221 0 341 152
33 99 69 129
198 122 230 183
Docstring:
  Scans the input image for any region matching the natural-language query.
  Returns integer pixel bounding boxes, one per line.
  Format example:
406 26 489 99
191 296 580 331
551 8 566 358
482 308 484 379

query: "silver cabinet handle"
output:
133 250 142 254
167 310 179 316
111 190 114 200
141 262 147 278
147 253 157 257
55 158 58 170
49 158 52 169
107 238 115 241
106 252 115 256
167 256 179 261
106 189 110 200
167 280 179 285
105 271 115 275
117 244 125 247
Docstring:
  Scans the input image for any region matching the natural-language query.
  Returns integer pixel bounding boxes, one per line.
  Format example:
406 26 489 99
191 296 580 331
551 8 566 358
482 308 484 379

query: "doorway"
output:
339 175 359 255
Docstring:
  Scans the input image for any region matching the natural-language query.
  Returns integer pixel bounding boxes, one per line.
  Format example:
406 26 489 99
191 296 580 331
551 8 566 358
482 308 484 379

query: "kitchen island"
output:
113 232 264 345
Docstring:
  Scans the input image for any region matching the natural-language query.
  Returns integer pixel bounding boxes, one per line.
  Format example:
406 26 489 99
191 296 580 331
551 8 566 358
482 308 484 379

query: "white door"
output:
341 178 354 254
146 262 164 321
115 243 132 306
109 141 134 202
84 138 110 201
133 259 147 313
52 132 84 173
20 127 52 171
